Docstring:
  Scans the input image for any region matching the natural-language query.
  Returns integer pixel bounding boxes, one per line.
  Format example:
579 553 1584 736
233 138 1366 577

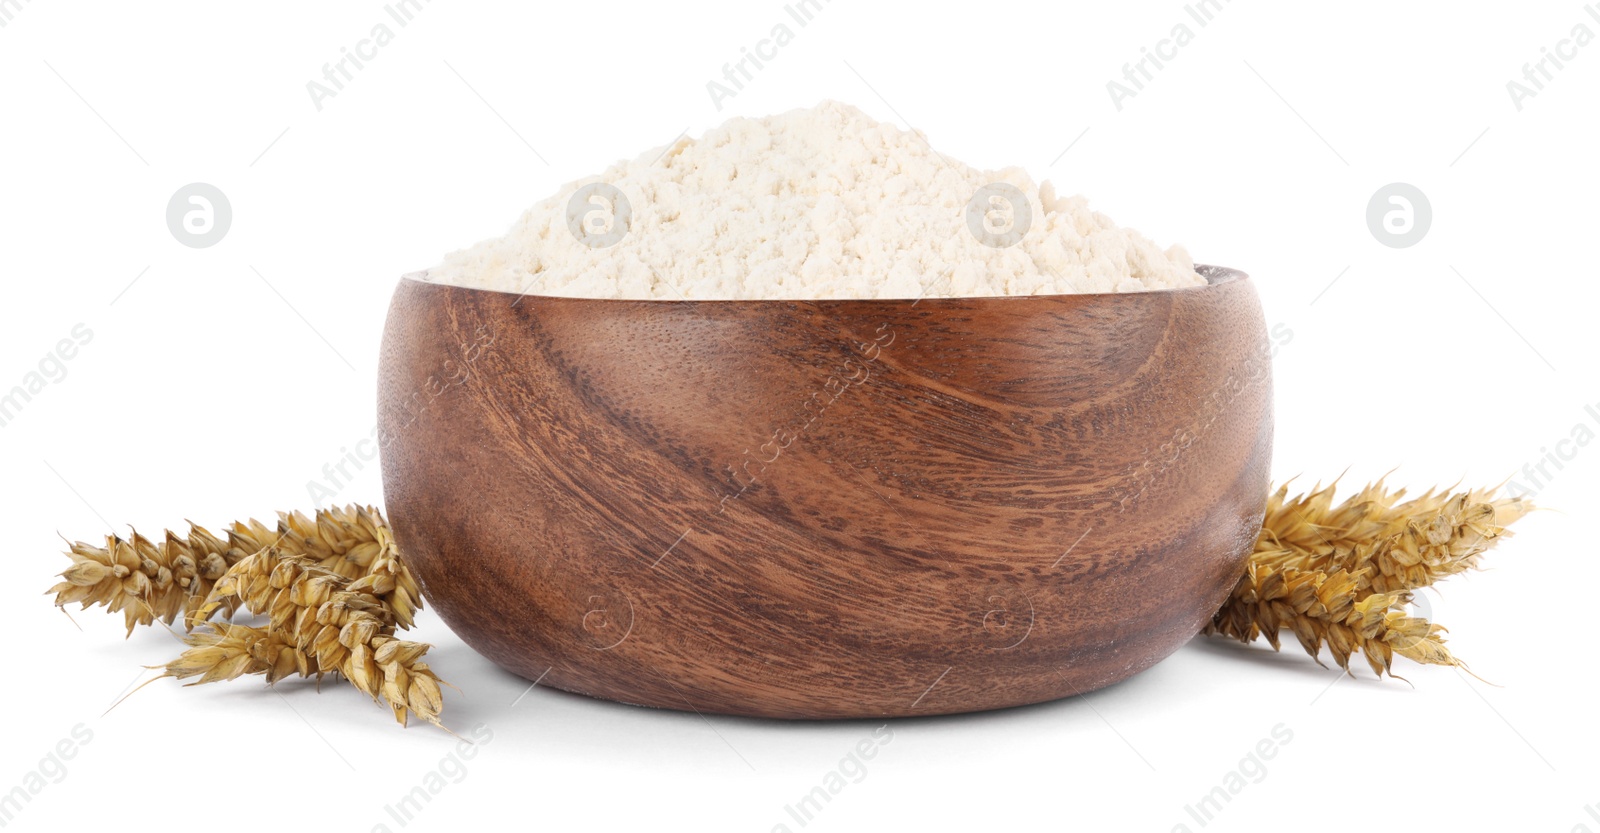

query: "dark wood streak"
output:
378 266 1273 719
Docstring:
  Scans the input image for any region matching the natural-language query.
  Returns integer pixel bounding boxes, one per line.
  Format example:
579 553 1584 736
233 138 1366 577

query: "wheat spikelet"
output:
1206 480 1531 676
1206 562 1461 677
48 524 245 634
1360 490 1531 594
159 621 445 726
1253 480 1531 596
223 505 422 629
50 505 423 635
52 507 444 728
1350 593 1462 675
179 547 445 728
161 622 314 685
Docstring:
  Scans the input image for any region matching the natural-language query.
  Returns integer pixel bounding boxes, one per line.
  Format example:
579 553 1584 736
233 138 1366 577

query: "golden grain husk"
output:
1251 480 1532 596
48 505 422 634
176 547 446 728
52 506 442 728
1205 480 1531 676
47 524 243 634
162 622 312 685
222 505 422 629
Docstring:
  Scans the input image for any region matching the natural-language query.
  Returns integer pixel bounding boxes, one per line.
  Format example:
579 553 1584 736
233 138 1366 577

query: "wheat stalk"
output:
48 525 244 634
171 547 446 728
49 505 422 633
222 505 422 629
1252 480 1531 595
53 507 444 728
161 622 313 685
1206 480 1531 676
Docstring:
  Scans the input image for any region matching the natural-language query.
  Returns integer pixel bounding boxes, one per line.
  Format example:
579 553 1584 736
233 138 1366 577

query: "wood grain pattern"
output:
377 266 1273 719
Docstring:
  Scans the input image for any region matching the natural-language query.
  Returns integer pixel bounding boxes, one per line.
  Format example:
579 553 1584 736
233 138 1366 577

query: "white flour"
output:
424 101 1204 300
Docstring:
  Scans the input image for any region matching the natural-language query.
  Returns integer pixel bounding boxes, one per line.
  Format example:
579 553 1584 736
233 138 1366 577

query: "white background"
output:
3 1 1597 831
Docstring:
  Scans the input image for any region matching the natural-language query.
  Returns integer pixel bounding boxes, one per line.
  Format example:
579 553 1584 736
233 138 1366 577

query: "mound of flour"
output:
424 101 1203 300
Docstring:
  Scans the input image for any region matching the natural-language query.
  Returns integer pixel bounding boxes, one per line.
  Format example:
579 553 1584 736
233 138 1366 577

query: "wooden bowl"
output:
377 266 1273 719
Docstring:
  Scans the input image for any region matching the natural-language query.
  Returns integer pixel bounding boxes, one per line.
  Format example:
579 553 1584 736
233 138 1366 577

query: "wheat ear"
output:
175 547 445 727
50 505 423 633
47 525 244 634
1206 481 1531 676
221 505 422 629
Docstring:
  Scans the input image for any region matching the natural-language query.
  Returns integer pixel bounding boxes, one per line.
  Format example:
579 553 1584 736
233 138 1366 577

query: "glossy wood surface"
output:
378 266 1273 718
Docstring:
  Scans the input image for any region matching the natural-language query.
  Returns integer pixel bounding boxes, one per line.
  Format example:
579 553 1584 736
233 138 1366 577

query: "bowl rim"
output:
396 264 1248 304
